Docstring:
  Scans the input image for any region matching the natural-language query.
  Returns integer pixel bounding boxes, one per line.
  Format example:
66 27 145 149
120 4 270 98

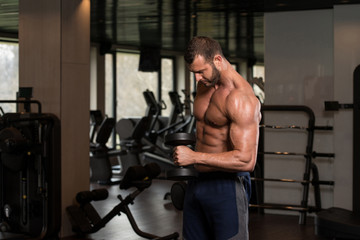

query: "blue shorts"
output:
183 172 251 240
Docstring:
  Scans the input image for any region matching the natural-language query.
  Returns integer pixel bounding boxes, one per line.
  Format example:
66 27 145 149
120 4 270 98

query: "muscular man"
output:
173 36 261 240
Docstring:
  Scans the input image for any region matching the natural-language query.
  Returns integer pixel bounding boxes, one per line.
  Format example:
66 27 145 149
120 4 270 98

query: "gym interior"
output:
1 0 360 239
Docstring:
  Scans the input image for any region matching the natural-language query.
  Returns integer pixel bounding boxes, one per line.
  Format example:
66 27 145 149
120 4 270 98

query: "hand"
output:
172 146 195 166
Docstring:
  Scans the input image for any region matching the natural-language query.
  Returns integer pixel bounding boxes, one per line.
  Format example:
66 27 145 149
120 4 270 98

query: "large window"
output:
114 52 159 120
105 52 175 121
103 51 176 147
0 42 19 113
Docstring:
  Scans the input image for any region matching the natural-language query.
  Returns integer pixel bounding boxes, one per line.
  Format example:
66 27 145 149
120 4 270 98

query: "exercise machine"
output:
90 110 104 145
141 90 195 175
0 99 61 239
114 116 155 179
142 90 193 151
66 162 179 240
89 115 123 185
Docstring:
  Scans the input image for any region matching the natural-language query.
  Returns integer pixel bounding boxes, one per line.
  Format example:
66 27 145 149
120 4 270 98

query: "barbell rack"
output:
250 105 334 224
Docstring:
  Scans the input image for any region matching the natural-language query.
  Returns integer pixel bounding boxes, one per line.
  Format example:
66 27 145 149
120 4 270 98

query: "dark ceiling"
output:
0 0 359 63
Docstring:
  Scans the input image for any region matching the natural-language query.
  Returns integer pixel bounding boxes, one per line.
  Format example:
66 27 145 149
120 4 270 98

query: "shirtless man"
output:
173 36 261 240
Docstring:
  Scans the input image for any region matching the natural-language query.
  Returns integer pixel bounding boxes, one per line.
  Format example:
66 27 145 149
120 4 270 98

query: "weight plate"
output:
164 132 195 146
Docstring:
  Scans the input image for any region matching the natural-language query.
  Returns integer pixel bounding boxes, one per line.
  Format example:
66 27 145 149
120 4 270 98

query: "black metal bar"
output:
313 126 333 131
157 0 163 112
259 151 306 156
251 111 264 214
354 65 360 216
120 195 179 240
311 163 322 210
249 203 318 213
260 124 307 130
0 114 55 122
258 151 334 158
312 152 335 158
261 105 315 122
251 177 334 186
252 177 304 183
111 52 117 148
325 101 354 111
89 190 142 233
261 124 333 131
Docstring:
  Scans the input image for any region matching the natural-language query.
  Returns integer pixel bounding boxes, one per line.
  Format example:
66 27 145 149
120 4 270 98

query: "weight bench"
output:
66 162 179 240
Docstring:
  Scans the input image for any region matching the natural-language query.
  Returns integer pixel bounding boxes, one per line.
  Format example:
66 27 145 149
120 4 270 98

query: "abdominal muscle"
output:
195 121 231 154
194 122 231 172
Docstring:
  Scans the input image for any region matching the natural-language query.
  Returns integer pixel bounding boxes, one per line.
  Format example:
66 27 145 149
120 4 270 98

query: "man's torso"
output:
193 84 232 153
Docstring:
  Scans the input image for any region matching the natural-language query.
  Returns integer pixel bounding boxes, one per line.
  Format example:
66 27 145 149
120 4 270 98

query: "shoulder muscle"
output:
226 90 261 126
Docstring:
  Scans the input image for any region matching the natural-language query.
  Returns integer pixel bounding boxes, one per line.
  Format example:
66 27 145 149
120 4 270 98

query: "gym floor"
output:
63 179 328 240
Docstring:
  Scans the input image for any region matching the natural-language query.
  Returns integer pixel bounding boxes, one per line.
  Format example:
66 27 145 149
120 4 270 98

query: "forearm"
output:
192 150 256 172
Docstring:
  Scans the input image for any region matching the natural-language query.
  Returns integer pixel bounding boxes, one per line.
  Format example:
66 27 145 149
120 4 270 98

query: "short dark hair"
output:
184 36 224 65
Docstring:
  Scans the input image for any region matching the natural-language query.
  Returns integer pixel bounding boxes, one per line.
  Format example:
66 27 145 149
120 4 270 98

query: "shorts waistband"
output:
197 172 238 180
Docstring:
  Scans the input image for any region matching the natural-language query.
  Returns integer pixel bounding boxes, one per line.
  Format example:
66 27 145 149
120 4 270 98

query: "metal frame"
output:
250 105 334 224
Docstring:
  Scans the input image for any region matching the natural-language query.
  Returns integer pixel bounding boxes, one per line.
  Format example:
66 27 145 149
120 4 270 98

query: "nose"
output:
194 73 203 82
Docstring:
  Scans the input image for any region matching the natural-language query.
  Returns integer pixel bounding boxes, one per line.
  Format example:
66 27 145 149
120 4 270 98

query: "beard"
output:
205 64 220 87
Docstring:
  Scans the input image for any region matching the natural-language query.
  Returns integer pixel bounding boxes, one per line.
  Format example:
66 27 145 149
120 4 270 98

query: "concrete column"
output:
19 0 90 237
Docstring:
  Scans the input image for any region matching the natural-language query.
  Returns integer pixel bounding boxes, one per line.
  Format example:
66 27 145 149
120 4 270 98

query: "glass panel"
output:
105 54 114 117
161 58 174 117
90 47 97 110
0 42 19 113
253 65 265 103
115 52 158 120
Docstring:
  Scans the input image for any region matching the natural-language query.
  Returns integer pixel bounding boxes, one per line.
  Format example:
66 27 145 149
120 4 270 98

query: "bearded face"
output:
190 55 221 87
206 62 221 87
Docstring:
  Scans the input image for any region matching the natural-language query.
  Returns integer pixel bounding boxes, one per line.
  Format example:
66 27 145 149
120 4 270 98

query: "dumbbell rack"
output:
250 105 334 224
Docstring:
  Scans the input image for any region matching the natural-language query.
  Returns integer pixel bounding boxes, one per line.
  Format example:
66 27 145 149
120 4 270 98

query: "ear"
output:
213 55 222 69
